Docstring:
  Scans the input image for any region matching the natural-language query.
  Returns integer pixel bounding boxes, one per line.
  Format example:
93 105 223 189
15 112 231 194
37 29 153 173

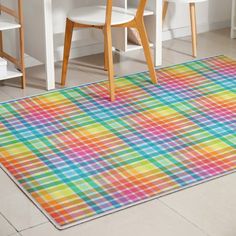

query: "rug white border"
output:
1 164 236 230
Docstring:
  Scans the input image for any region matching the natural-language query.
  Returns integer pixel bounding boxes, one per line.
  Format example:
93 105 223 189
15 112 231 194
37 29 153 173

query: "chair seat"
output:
68 6 135 26
166 0 207 3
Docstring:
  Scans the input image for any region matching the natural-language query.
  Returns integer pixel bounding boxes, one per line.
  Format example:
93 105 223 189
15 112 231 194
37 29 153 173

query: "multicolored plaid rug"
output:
0 55 236 229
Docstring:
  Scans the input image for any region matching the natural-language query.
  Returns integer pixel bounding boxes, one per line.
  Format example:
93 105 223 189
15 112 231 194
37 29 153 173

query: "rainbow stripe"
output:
0 55 235 229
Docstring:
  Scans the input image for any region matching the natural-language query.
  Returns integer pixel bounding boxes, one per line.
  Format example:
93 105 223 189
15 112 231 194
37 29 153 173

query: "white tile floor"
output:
0 28 236 236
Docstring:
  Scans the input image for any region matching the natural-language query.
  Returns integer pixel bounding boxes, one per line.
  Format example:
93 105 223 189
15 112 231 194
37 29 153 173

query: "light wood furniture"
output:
23 0 162 91
0 0 26 88
61 1 158 101
163 0 207 58
231 0 236 38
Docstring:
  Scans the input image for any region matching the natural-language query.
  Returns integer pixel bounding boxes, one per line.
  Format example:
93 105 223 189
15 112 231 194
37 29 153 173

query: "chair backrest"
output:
105 0 148 25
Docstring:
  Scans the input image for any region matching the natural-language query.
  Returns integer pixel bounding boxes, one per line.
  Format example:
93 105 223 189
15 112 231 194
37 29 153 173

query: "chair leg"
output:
104 26 115 102
19 26 26 89
162 1 169 24
61 18 74 86
189 3 197 58
104 29 108 71
136 19 158 84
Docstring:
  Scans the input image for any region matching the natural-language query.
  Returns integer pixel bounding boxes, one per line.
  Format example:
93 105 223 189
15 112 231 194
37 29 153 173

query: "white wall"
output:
52 0 105 62
22 0 232 65
1 0 18 58
163 0 232 40
52 0 232 61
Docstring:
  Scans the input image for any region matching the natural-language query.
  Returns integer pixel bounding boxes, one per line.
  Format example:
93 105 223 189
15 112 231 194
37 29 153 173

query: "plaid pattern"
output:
0 55 236 229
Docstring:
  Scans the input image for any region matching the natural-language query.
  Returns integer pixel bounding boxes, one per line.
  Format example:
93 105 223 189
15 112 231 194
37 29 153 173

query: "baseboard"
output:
163 20 231 41
25 20 230 68
53 42 104 63
59 21 231 60
25 42 104 68
25 54 42 68
231 28 236 38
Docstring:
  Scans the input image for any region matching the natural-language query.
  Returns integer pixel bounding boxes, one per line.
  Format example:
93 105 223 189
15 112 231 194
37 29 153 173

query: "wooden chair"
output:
61 0 158 101
0 0 26 88
163 0 207 58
